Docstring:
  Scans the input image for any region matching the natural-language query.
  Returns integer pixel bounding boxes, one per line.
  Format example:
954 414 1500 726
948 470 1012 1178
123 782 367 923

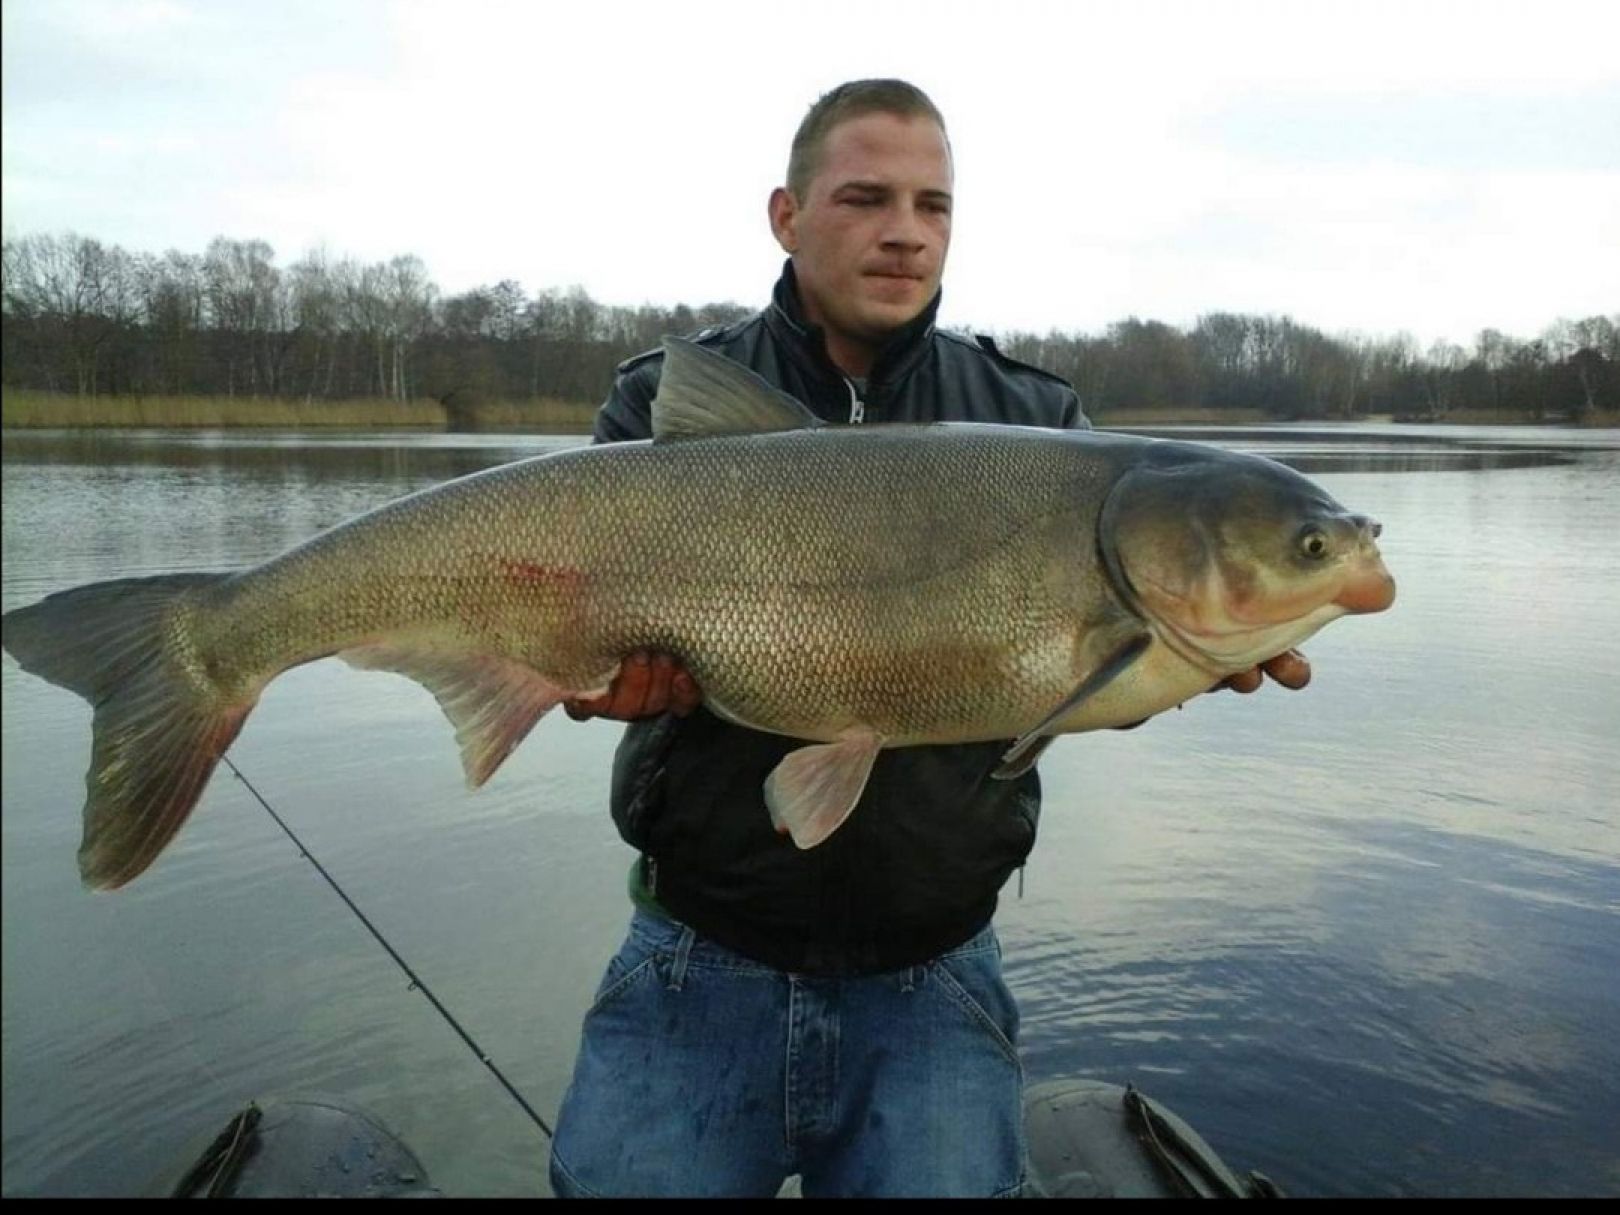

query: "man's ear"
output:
768 187 799 254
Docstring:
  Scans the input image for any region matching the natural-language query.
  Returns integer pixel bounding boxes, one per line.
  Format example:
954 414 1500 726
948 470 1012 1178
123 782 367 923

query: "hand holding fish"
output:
1219 648 1311 694
563 650 703 722
1111 648 1310 730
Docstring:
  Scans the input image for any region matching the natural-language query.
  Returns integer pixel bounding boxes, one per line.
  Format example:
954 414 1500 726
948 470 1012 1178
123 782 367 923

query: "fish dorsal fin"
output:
764 727 884 848
652 337 824 440
341 643 582 787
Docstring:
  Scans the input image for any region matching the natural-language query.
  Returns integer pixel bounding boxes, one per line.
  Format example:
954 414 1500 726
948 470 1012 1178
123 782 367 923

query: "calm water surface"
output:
2 424 1617 1196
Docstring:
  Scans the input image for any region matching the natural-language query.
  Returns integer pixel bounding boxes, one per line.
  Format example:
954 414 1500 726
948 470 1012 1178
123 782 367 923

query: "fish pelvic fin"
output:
340 644 576 788
764 727 884 849
2 574 254 890
652 338 825 440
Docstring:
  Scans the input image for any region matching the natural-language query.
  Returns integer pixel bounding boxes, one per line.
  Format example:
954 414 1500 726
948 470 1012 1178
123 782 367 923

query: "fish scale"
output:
559 425 1105 739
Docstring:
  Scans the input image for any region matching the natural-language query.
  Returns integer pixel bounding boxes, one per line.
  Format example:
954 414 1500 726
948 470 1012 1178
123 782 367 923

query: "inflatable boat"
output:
155 1079 1283 1198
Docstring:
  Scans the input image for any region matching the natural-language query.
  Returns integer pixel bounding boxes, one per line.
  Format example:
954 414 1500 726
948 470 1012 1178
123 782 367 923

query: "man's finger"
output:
1221 667 1264 694
563 692 608 722
635 652 676 717
606 651 655 718
671 669 702 717
1261 649 1311 690
563 650 706 722
565 652 650 721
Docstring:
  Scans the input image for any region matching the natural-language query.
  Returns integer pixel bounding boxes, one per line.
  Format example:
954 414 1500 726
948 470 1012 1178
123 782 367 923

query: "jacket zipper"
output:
845 378 865 424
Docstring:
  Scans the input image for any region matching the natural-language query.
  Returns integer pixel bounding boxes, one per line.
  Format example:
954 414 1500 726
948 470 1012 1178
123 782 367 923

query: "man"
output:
549 79 1307 1198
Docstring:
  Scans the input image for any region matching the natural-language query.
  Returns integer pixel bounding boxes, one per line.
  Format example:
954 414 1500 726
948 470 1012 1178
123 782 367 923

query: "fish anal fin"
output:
341 643 585 787
764 728 884 849
993 630 1152 780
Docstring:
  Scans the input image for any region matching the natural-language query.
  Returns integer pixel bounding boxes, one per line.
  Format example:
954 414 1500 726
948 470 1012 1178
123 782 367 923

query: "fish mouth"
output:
1333 561 1397 614
1329 517 1395 614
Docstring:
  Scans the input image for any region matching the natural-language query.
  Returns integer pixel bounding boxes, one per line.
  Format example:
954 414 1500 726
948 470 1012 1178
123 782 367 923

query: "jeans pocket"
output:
586 913 676 1015
930 948 1022 1068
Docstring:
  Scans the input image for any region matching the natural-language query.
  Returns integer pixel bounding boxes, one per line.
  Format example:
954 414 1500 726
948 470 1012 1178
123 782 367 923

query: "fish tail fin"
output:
2 574 254 890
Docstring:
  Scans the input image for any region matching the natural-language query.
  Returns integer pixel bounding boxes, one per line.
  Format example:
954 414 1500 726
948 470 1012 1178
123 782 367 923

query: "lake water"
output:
2 424 1617 1197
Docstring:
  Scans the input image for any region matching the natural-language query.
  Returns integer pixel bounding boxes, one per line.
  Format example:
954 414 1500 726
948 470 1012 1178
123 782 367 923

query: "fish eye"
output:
1297 527 1330 560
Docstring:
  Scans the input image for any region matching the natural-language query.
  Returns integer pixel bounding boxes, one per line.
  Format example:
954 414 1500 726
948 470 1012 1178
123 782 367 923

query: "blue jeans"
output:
549 907 1025 1197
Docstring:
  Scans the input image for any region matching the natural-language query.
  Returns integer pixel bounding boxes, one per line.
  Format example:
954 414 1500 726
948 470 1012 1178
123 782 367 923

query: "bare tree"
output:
3 228 1605 422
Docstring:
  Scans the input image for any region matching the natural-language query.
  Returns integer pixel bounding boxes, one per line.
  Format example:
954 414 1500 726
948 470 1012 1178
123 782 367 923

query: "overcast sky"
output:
3 0 1617 350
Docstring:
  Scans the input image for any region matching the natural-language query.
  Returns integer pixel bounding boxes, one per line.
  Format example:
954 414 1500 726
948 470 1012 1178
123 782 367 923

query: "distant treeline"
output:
3 232 1616 422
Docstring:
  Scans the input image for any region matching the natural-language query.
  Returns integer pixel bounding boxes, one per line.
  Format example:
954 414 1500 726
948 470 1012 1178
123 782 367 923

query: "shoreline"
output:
2 392 1614 433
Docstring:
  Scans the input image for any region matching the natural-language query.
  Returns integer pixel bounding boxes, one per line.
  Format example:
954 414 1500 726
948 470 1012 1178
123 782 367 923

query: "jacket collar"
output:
764 260 940 392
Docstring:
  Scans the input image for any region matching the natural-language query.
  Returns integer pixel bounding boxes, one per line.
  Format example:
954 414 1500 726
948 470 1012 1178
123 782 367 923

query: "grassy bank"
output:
4 390 1612 432
1094 406 1270 426
1099 405 1620 428
0 394 1285 431
0 390 599 433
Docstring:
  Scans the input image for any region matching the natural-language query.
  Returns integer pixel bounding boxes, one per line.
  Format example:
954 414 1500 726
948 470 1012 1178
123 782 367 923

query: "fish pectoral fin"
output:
990 734 1059 781
341 644 576 788
652 338 824 440
764 728 884 849
993 630 1153 780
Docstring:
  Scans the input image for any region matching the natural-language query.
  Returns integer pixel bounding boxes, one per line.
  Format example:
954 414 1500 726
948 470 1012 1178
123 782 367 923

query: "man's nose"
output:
881 202 930 250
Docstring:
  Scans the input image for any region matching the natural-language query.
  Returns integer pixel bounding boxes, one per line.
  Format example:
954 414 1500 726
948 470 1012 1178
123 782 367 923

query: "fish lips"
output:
1334 554 1397 614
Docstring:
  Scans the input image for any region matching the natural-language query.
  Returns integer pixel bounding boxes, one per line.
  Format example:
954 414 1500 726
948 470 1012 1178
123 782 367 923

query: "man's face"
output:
770 112 953 363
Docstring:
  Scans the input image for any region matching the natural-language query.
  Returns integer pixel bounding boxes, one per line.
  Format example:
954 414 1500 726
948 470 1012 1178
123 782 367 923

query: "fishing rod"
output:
221 754 555 1141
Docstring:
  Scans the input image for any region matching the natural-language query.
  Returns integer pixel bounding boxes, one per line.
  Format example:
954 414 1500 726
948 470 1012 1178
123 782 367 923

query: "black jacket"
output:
595 262 1086 975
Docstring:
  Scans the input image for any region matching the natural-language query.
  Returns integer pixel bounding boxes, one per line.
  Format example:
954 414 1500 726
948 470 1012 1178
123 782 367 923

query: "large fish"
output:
2 340 1395 890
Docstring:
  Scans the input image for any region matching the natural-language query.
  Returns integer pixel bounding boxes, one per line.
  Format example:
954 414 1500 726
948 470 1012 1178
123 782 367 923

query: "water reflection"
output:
1118 424 1617 474
7 424 1616 483
2 428 574 482
1124 423 1620 449
1004 821 1620 1196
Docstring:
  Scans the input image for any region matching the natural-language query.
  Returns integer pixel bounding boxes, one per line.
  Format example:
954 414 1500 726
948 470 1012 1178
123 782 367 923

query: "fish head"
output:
1099 441 1396 673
